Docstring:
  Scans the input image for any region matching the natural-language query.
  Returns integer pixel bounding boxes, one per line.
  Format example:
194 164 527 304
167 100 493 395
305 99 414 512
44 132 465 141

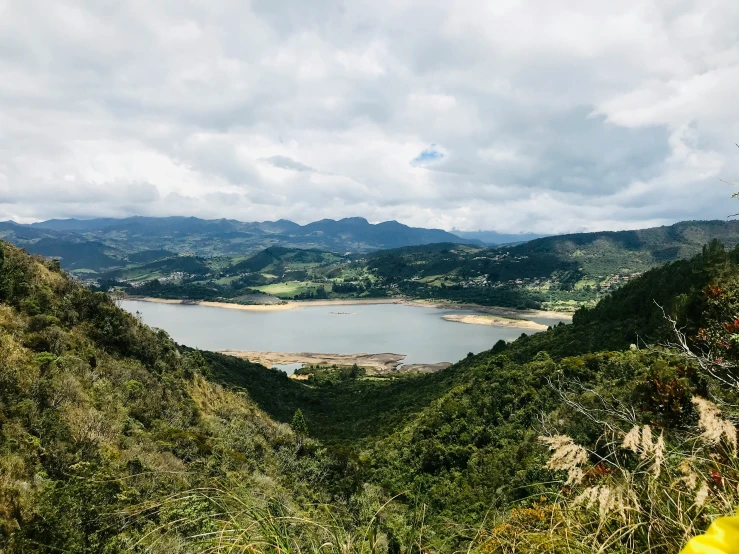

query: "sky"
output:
1 0 739 234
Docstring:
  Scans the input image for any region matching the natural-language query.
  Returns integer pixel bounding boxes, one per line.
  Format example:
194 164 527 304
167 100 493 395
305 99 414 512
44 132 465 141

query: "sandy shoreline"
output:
128 296 403 312
442 314 548 330
125 296 571 328
218 349 452 374
404 299 573 321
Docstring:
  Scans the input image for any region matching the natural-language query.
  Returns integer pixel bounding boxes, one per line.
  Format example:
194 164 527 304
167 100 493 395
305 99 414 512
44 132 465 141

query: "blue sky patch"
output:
412 146 444 165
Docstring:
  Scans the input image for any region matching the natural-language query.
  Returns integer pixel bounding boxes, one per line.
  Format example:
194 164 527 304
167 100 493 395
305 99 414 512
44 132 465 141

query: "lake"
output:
121 300 568 368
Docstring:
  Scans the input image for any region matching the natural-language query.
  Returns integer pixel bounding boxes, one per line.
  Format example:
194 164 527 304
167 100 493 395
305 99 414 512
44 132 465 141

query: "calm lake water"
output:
122 300 568 367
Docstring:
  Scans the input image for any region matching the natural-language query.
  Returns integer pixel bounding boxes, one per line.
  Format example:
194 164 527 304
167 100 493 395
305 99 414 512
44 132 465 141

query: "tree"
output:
349 363 361 378
184 349 211 378
291 409 308 438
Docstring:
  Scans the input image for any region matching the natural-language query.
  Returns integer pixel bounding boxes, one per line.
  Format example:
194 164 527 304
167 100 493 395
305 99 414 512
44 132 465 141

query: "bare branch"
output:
653 300 739 391
546 376 637 434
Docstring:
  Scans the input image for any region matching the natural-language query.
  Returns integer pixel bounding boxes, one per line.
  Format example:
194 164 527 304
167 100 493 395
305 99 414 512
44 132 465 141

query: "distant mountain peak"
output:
12 215 481 262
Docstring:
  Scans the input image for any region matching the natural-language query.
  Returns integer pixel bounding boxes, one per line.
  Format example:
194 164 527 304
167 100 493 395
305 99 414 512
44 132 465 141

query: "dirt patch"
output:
397 362 453 373
402 299 573 320
218 350 450 374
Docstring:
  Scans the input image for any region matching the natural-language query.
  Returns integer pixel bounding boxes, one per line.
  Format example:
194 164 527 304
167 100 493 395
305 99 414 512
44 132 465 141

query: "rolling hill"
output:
83 219 739 311
362 219 739 309
2 235 739 551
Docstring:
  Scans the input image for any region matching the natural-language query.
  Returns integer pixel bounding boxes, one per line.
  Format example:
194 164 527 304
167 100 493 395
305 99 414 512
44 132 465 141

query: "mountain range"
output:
4 218 739 296
0 216 481 270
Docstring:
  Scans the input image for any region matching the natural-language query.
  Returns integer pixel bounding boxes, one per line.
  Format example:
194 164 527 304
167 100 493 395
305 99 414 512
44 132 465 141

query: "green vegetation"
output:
361 220 739 310
98 246 375 303
253 281 329 299
0 241 369 551
290 409 309 438
8 217 739 312
3 235 739 552
83 220 739 312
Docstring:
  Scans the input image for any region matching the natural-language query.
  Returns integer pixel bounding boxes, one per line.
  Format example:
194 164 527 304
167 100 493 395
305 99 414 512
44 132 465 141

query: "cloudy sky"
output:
1 0 738 233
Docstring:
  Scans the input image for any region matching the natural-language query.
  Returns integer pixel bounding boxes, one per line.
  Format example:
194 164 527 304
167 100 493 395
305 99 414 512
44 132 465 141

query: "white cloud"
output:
0 0 738 233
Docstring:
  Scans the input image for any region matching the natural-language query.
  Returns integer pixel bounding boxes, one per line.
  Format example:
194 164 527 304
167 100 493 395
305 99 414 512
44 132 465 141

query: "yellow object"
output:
681 515 739 553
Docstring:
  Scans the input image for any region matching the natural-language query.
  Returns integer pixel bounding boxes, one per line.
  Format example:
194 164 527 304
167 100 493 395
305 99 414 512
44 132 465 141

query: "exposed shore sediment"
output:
126 296 571 328
129 296 400 311
441 313 548 330
218 349 452 374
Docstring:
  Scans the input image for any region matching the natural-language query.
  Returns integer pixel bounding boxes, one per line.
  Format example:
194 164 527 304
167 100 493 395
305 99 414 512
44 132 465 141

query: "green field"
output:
253 281 332 298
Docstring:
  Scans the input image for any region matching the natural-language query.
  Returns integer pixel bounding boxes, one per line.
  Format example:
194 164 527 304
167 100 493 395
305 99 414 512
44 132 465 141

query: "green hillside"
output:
360 242 739 529
0 222 126 272
101 220 739 311
3 239 739 552
103 247 361 302
499 219 739 286
361 219 739 310
0 242 411 551
230 246 343 273
105 255 212 281
126 249 175 264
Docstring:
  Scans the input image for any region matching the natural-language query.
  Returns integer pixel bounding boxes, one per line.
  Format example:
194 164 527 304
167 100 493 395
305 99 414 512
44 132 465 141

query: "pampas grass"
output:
482 396 739 553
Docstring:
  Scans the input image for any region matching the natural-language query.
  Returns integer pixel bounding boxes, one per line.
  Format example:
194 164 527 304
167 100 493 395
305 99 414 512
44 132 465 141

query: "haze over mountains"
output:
451 230 547 245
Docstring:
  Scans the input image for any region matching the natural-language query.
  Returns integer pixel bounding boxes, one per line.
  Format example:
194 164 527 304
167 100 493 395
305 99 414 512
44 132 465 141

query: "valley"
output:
2 228 739 552
83 219 739 314
7 218 739 316
3 2 736 550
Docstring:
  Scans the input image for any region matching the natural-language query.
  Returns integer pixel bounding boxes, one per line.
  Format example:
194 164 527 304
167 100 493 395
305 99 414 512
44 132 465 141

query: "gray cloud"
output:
262 156 317 172
0 0 738 232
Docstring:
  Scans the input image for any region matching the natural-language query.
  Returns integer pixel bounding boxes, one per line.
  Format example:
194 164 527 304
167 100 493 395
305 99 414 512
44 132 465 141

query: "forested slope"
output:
365 220 739 309
205 240 739 549
0 241 398 552
3 238 739 552
360 240 739 547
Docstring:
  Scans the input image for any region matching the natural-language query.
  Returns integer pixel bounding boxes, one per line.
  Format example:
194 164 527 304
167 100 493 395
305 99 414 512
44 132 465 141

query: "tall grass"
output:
129 480 480 553
481 396 739 553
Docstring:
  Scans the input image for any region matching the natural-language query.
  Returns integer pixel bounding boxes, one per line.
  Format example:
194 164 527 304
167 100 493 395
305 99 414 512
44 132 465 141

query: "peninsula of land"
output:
441 313 549 330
